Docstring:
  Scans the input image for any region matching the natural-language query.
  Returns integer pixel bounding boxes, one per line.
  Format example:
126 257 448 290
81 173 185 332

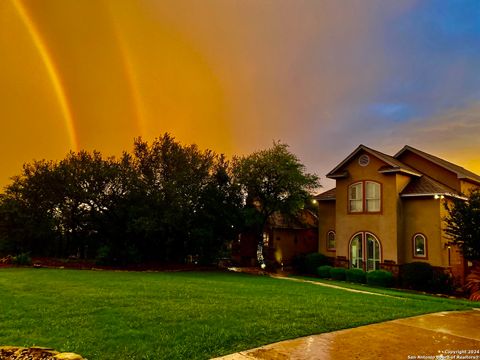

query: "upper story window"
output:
348 181 381 213
327 231 336 251
349 182 363 212
413 234 427 258
366 181 381 212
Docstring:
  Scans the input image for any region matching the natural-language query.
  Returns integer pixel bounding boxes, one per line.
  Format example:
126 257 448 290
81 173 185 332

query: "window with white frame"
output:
413 234 426 257
348 181 381 213
327 231 336 250
349 182 363 212
366 181 381 212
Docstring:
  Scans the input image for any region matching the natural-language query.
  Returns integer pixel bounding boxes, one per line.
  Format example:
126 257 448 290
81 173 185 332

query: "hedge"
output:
367 270 394 287
330 267 346 281
346 268 367 283
316 265 332 278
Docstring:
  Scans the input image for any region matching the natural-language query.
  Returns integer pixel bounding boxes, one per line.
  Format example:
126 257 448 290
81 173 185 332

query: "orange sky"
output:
0 0 479 189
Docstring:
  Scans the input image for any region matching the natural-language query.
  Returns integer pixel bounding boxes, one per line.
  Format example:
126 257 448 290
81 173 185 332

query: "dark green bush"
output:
292 252 329 274
367 270 394 287
330 267 346 281
317 265 332 278
400 262 453 294
400 262 433 291
346 268 367 283
12 253 32 266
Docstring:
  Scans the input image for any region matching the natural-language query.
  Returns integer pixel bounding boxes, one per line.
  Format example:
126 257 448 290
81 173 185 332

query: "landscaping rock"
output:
0 346 86 360
0 255 13 264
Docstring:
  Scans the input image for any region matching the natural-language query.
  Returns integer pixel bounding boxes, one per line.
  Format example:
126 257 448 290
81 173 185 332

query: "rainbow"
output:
12 0 79 152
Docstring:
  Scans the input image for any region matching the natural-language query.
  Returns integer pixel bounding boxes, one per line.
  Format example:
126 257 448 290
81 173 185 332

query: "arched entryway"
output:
349 232 381 271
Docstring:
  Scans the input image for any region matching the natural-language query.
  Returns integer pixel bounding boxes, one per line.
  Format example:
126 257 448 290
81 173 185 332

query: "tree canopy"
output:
0 134 243 264
445 189 480 261
233 142 320 265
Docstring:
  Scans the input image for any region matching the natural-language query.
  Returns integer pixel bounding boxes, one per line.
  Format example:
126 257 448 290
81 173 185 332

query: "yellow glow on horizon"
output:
12 0 79 152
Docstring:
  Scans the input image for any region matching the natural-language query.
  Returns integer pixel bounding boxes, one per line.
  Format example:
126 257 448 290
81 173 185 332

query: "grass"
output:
0 268 476 359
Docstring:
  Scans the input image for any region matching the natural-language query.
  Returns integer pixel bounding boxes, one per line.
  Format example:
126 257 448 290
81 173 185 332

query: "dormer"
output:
395 145 480 194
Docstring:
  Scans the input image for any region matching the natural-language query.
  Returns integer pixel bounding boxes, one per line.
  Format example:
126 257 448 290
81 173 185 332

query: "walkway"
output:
213 310 480 359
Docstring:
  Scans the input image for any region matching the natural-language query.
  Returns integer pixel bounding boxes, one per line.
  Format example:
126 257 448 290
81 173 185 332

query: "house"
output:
232 210 318 267
316 145 480 282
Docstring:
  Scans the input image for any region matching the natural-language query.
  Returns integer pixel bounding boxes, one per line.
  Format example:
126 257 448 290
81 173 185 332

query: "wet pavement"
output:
212 310 480 360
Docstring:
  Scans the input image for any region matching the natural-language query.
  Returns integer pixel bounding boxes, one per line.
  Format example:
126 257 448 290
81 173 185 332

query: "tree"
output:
445 189 480 300
445 189 480 261
233 142 320 266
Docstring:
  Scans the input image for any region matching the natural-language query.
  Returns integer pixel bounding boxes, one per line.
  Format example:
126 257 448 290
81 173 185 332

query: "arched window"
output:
348 181 381 213
366 233 380 271
413 234 427 258
350 232 381 271
327 231 336 251
350 234 363 269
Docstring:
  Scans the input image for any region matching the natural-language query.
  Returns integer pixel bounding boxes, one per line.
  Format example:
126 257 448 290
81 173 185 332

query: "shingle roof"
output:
326 145 422 178
395 145 480 185
267 210 318 229
400 175 464 198
315 188 336 201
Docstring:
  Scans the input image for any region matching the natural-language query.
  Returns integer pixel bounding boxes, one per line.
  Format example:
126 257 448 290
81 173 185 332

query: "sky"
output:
0 0 479 190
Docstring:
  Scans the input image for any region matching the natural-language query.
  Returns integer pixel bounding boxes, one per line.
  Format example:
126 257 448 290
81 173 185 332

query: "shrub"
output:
367 270 394 287
317 265 332 278
401 261 436 291
292 252 329 274
12 253 32 266
400 262 453 294
330 267 346 281
346 268 367 283
401 262 433 291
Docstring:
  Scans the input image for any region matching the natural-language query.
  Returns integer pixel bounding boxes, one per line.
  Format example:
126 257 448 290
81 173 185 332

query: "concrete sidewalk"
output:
212 310 480 360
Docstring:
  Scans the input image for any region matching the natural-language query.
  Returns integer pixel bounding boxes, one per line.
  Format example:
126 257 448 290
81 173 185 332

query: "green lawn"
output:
0 268 476 359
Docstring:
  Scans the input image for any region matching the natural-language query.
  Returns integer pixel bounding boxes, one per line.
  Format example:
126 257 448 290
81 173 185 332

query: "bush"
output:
330 267 346 281
346 268 367 283
367 270 394 287
292 252 329 274
400 262 453 294
400 262 433 291
12 253 32 266
317 265 332 278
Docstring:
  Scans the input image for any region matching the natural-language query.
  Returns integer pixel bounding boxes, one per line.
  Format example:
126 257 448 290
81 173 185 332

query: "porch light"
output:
434 194 439 199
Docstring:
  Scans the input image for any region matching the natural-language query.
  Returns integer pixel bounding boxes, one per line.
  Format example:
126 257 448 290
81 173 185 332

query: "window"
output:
327 231 336 251
349 182 363 212
350 232 381 271
366 182 381 212
366 234 380 271
350 234 363 269
413 234 427 258
348 181 381 213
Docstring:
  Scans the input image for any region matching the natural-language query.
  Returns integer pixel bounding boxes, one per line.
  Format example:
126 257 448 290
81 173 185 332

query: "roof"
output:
267 210 318 229
400 175 465 199
395 145 480 185
326 144 422 179
315 188 336 201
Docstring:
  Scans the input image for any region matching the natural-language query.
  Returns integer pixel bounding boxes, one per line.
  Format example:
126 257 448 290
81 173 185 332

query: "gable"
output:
326 145 421 179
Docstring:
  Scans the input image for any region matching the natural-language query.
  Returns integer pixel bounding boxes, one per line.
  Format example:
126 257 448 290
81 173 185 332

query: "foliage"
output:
401 262 434 291
444 189 480 261
366 270 394 287
292 252 329 274
0 134 242 265
345 268 367 284
0 269 476 360
330 267 346 281
400 262 453 294
464 265 480 301
233 142 320 264
12 253 32 266
316 265 332 278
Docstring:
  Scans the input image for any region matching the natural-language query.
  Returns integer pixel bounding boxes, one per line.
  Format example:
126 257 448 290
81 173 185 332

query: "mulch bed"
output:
0 346 84 360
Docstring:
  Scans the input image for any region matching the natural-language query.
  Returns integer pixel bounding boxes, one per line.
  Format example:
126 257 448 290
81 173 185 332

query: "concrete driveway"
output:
212 310 480 360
